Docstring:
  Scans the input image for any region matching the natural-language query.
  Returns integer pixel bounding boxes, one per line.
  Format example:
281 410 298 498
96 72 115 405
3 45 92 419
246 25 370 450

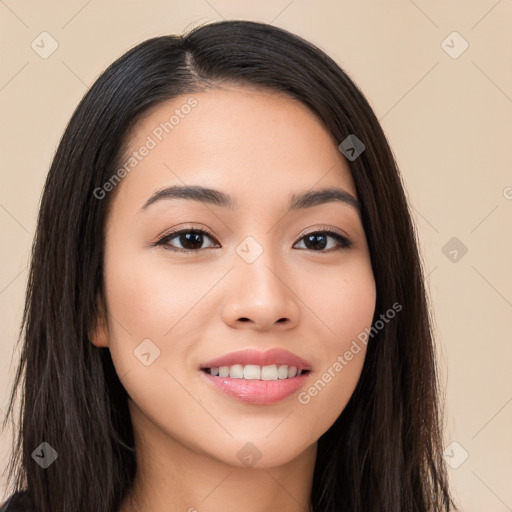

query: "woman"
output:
1 19 458 512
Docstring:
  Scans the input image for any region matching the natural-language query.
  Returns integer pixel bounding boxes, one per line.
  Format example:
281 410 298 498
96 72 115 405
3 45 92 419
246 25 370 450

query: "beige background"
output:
1 1 511 510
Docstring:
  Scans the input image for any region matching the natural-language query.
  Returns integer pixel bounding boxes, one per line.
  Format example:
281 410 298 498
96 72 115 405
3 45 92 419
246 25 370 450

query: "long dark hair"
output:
2 19 458 512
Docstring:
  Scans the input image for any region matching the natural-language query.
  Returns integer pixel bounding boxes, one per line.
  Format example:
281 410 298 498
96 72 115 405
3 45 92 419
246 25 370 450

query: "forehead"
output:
111 84 357 214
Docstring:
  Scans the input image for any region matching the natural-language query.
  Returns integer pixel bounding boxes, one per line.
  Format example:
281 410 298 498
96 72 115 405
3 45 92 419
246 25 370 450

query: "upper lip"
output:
200 348 312 371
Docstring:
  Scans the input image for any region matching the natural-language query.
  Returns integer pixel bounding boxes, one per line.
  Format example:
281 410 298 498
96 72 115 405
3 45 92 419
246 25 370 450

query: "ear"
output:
88 292 109 348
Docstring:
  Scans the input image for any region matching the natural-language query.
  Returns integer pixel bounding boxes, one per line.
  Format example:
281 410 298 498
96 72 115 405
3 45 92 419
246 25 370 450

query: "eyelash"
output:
153 225 353 254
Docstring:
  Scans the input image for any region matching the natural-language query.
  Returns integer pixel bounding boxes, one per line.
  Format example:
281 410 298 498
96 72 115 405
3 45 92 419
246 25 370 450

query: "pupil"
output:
180 232 203 250
306 234 326 250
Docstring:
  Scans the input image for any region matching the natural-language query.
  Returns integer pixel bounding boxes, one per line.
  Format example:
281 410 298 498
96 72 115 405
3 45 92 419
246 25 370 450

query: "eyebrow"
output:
140 185 361 215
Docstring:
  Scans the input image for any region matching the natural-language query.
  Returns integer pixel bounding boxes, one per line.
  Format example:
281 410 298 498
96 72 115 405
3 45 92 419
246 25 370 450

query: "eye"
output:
153 228 219 253
294 228 353 252
153 226 353 254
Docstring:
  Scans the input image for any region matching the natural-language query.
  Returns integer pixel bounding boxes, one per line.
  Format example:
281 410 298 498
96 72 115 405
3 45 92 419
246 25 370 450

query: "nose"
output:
220 248 300 331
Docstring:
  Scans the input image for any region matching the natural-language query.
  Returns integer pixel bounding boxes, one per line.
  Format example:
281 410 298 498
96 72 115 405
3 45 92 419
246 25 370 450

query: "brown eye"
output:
155 229 219 253
153 227 352 254
294 230 353 251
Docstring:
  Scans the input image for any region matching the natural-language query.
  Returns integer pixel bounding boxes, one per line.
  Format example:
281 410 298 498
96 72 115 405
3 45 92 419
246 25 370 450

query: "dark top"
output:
0 491 34 511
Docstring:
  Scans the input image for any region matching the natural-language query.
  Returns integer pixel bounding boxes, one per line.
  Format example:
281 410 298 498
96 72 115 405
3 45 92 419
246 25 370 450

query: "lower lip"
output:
199 370 311 404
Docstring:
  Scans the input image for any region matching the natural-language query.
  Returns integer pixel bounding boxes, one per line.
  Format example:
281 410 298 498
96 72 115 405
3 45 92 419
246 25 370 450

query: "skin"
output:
90 84 376 512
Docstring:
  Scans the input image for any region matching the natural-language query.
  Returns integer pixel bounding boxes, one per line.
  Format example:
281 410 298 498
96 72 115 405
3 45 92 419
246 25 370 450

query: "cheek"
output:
101 252 217 433
102 246 228 385
104 249 208 338
292 257 375 433
296 254 377 343
330 270 376 343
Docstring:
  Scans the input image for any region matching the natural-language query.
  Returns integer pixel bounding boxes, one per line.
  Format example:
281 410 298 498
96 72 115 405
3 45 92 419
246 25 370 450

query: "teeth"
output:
229 364 244 379
278 365 289 379
207 364 306 380
261 364 277 380
244 364 261 379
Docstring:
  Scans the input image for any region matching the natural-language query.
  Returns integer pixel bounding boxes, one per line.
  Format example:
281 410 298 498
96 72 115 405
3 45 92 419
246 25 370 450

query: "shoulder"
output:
0 491 34 511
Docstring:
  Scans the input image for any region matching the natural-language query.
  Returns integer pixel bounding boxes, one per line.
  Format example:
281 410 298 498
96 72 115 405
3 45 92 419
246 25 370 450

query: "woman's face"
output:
91 84 376 468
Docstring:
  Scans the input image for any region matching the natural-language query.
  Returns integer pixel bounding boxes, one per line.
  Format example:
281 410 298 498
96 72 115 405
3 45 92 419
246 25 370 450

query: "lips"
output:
199 370 310 404
199 348 312 371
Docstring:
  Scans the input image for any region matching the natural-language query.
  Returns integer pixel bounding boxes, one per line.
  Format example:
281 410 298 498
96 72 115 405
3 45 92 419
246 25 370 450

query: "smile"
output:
202 364 309 380
199 366 311 405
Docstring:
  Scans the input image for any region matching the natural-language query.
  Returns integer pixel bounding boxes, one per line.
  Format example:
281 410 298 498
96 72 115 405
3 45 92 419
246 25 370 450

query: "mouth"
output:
198 366 311 404
199 347 312 374
198 348 313 404
200 364 311 380
198 347 312 405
